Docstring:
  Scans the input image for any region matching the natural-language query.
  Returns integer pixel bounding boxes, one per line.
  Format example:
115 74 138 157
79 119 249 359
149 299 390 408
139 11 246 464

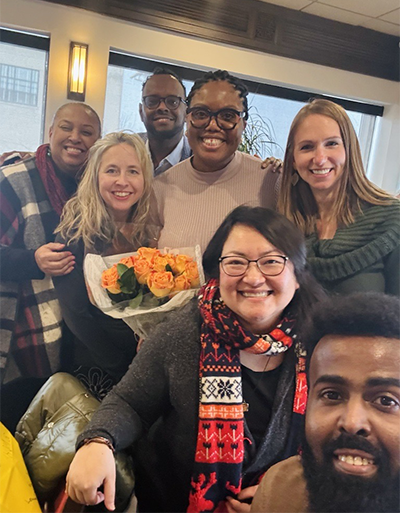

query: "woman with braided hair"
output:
151 69 281 253
66 205 325 512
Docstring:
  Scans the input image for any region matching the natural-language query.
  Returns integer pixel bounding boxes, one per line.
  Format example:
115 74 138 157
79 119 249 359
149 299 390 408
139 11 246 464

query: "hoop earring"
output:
291 172 299 186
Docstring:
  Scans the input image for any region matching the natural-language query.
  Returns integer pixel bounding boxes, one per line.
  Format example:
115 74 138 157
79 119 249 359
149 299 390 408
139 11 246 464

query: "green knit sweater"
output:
306 201 400 296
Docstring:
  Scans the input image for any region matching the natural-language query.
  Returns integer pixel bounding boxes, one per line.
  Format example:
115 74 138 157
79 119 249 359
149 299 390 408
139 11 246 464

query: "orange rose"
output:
134 258 152 285
136 247 160 264
101 264 121 294
147 271 174 297
173 254 193 274
119 255 135 268
171 274 191 295
153 254 176 272
184 261 200 287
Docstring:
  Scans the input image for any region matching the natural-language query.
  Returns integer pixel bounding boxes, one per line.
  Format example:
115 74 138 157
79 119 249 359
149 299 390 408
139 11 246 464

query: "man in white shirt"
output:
139 67 191 175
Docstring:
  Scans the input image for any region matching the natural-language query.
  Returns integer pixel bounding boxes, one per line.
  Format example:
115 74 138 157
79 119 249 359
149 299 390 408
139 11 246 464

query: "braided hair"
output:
186 70 249 120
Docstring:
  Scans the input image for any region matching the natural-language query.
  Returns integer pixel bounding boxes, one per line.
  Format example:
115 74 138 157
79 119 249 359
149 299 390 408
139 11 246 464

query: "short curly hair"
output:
303 292 400 364
142 66 186 96
186 70 249 120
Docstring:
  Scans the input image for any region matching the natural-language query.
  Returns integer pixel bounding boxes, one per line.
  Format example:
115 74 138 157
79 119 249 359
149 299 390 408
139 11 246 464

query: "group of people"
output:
1 66 399 513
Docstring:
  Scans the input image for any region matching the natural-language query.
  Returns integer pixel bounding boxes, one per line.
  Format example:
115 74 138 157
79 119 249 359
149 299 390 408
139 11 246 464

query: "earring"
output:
291 172 299 186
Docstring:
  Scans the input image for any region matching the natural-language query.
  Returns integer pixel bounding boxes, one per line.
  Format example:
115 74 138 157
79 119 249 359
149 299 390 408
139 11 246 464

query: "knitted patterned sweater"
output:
306 202 400 296
78 299 301 512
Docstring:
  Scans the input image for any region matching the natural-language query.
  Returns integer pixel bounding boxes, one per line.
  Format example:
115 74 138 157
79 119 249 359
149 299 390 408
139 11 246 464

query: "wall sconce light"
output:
67 42 88 101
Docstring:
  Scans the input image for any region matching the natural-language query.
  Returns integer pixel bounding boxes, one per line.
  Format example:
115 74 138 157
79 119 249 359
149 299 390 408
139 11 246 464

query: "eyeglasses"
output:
219 255 288 277
142 95 185 110
186 107 246 130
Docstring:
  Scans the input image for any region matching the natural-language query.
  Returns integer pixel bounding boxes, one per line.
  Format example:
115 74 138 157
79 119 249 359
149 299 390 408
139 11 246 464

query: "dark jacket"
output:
53 236 138 386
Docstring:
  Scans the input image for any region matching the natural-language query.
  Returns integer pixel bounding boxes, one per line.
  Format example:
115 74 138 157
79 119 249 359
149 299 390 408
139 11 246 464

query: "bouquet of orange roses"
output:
84 246 204 338
101 247 200 308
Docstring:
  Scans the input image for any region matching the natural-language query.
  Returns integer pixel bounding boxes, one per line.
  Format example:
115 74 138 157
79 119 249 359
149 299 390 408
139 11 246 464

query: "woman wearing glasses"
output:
66 206 324 512
151 69 280 253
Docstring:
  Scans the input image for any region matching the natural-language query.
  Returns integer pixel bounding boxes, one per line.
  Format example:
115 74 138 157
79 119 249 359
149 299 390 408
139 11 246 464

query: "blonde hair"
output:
278 99 395 235
57 132 153 249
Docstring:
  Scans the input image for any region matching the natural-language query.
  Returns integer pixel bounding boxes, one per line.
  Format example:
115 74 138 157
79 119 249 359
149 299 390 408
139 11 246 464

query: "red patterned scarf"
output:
187 279 307 512
35 144 70 216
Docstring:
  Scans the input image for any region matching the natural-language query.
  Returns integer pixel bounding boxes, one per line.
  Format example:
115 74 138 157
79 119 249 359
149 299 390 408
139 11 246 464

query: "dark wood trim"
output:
38 0 399 81
0 28 50 50
109 51 384 116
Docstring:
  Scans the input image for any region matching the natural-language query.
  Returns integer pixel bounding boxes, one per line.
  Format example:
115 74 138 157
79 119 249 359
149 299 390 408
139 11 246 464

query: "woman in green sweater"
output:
279 98 399 296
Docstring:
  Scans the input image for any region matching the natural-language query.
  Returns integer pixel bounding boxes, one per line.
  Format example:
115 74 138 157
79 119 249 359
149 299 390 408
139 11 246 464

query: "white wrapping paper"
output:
84 246 204 338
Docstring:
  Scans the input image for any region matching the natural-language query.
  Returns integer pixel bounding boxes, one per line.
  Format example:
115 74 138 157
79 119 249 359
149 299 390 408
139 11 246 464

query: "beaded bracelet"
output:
81 436 115 453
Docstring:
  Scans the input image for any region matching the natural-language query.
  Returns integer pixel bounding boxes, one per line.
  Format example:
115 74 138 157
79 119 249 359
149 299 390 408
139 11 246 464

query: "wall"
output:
1 0 399 192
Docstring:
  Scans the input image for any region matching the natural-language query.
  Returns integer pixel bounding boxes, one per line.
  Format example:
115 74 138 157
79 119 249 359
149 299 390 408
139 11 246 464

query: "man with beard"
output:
251 292 400 513
139 67 191 175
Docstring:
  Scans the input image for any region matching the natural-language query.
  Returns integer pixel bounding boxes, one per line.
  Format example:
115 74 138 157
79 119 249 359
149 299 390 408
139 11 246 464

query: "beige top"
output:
151 151 280 253
251 456 309 513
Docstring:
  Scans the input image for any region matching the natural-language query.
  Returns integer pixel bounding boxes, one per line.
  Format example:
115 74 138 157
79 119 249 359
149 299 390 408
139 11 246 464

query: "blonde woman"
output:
279 99 400 295
54 132 153 398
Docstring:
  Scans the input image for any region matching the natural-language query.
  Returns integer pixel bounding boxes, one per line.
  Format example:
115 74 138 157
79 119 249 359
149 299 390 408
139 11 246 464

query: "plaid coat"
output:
0 155 70 384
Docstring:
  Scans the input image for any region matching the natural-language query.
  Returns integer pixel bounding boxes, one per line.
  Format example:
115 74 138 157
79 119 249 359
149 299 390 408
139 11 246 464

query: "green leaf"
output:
118 267 137 294
117 263 129 277
166 263 173 273
129 289 143 309
141 294 162 308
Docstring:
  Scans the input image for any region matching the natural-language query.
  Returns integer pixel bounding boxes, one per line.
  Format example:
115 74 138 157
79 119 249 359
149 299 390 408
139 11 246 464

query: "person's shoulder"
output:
0 155 38 198
264 455 303 478
237 152 278 175
360 200 400 225
154 159 189 185
253 456 306 513
147 297 200 344
0 153 36 179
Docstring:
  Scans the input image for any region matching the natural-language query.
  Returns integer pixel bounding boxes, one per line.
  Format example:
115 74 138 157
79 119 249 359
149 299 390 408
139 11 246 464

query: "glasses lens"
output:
190 108 211 128
143 96 160 109
258 256 286 276
216 109 241 129
221 257 248 276
164 96 181 110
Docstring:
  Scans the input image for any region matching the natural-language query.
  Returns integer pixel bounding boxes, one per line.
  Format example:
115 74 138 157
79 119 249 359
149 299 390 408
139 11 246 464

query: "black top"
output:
242 364 282 450
53 236 137 386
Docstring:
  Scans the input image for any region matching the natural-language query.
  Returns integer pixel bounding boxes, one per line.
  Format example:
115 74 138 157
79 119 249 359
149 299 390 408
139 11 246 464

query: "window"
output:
0 29 49 154
103 51 381 171
0 64 40 106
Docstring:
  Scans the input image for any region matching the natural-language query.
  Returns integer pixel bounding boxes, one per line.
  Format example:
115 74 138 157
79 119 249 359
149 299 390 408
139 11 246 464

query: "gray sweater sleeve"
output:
77 299 200 450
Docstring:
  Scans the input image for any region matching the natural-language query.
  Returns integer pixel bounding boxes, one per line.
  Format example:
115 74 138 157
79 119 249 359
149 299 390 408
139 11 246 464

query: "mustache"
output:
323 433 381 462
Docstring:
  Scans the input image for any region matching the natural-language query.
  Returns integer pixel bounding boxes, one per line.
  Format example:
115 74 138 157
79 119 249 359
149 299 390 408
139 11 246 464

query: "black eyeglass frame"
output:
186 107 246 130
142 95 186 110
218 255 289 277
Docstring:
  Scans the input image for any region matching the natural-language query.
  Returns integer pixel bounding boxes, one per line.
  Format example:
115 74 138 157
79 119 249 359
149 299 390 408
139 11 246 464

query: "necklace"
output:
242 354 272 413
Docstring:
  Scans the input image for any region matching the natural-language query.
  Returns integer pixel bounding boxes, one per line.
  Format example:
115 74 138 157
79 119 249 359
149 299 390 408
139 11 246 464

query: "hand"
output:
261 156 283 173
225 485 259 513
34 243 75 276
66 442 116 510
0 151 32 166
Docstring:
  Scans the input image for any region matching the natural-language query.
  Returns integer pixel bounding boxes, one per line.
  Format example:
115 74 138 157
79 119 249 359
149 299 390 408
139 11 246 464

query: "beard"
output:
146 119 184 140
301 433 400 513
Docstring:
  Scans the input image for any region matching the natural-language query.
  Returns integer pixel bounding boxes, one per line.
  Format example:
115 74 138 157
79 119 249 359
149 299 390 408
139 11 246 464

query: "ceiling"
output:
259 0 400 36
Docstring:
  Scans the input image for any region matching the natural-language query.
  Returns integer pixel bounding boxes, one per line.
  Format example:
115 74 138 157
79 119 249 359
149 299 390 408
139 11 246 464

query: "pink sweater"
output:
152 152 280 253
